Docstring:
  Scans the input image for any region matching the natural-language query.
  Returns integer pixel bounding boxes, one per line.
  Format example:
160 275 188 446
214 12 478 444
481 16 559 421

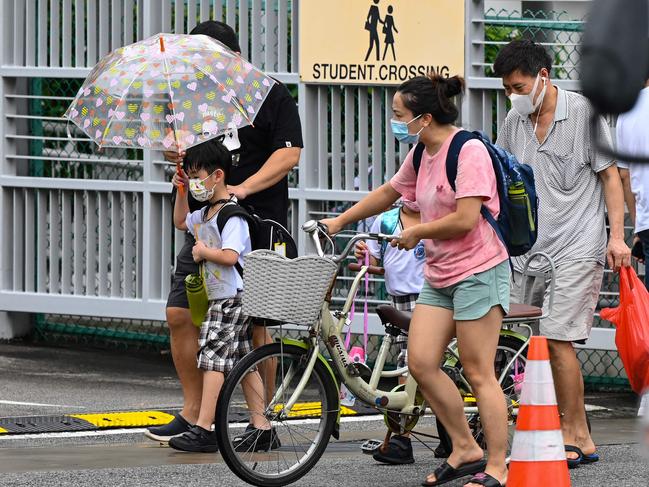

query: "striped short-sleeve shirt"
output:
497 87 614 271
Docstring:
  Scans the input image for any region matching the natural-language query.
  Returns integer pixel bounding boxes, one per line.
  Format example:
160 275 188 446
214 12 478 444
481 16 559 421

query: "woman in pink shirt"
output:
322 75 509 487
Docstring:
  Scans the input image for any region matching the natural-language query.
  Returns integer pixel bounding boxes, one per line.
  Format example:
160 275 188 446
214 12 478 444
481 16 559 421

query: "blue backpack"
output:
412 130 538 257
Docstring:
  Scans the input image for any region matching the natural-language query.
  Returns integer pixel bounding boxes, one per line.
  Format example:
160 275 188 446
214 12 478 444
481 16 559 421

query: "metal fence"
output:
0 1 630 388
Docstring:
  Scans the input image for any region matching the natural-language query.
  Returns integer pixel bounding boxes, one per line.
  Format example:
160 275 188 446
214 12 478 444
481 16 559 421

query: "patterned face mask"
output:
188 171 216 202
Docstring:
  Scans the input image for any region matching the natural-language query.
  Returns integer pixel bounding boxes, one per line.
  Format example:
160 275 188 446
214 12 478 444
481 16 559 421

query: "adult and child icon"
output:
365 0 399 62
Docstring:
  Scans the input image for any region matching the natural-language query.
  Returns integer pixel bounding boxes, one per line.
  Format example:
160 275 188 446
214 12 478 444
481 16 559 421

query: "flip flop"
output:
464 472 505 487
565 445 583 469
422 459 487 486
581 451 600 464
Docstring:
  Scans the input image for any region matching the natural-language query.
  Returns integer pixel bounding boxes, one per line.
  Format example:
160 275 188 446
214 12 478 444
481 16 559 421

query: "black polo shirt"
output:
229 81 303 226
173 80 302 227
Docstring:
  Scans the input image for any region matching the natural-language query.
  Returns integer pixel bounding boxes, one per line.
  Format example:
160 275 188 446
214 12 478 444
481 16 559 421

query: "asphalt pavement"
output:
0 342 647 487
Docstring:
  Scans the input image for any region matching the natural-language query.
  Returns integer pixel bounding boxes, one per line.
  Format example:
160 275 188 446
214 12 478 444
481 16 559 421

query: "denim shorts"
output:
417 260 511 321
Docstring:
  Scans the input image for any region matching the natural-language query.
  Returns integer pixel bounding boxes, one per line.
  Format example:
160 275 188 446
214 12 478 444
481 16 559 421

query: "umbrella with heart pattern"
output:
64 33 275 152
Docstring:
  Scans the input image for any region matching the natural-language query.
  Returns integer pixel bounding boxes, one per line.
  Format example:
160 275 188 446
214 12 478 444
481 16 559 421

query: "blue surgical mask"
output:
390 114 423 144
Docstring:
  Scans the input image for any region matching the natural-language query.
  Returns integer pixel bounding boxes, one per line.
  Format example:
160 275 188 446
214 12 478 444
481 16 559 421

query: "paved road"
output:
0 343 647 486
0 428 647 486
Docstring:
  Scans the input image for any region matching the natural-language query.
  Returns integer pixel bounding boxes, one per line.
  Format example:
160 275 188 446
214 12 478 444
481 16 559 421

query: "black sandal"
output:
464 472 504 487
421 459 487 486
565 445 583 469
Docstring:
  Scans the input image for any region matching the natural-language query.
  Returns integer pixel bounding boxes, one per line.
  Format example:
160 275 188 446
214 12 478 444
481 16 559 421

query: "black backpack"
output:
213 201 298 276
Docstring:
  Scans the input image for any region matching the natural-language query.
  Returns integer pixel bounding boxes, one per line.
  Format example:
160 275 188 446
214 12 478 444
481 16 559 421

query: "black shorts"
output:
166 234 199 309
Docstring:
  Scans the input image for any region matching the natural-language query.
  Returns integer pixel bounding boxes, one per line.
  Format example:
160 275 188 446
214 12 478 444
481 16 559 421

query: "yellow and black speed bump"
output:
0 402 377 436
0 410 176 435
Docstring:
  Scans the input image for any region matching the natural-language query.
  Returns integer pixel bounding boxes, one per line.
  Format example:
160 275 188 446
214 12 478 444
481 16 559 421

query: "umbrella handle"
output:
176 161 185 197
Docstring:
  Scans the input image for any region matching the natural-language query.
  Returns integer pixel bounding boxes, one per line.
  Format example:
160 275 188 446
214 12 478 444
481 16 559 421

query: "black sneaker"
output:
144 414 193 443
168 425 218 453
233 425 281 452
372 435 415 465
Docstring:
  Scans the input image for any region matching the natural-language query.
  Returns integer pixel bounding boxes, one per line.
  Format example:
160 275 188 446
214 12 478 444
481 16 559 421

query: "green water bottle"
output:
185 271 209 328
507 182 534 246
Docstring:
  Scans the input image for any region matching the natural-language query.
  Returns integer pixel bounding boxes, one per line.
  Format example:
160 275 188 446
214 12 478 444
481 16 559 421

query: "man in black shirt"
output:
145 21 302 444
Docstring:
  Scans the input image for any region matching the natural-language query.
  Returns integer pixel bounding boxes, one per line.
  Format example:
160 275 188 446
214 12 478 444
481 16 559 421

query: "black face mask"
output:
581 0 649 163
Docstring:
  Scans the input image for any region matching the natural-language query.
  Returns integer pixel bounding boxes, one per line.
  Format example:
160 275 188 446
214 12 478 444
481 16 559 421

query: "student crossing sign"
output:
299 0 465 85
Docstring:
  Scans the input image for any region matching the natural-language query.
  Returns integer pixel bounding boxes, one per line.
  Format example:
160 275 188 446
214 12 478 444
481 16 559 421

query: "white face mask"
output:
509 74 547 116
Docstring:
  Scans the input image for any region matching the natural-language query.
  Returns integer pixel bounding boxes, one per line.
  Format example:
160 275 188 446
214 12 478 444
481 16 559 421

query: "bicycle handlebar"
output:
301 219 400 264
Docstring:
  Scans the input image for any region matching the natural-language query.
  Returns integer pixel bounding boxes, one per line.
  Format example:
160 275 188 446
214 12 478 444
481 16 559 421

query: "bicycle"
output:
353 261 550 458
215 221 556 486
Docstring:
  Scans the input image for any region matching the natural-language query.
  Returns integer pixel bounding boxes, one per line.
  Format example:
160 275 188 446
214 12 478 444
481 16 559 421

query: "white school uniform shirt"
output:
186 207 251 300
366 211 425 296
617 87 649 234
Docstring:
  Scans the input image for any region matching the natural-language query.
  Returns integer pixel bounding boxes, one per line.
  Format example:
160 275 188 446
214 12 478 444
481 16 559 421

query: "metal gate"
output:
0 0 630 386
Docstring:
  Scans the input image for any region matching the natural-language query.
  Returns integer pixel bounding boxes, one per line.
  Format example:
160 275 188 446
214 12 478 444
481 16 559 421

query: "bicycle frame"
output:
275 265 419 419
275 223 546 422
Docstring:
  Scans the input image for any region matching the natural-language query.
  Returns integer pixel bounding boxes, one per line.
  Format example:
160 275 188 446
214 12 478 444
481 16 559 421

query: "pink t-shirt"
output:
390 129 508 288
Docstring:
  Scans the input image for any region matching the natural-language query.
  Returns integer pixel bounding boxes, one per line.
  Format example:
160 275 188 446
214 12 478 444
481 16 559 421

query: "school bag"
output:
412 130 538 257
379 206 401 261
212 201 298 277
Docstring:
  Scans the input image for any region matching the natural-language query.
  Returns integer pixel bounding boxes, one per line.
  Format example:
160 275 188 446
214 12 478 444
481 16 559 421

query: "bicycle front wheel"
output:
216 342 339 487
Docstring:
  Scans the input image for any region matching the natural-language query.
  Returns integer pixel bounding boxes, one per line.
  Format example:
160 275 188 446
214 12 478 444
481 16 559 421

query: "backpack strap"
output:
412 142 426 176
215 202 253 278
445 130 513 273
445 130 507 245
444 130 479 192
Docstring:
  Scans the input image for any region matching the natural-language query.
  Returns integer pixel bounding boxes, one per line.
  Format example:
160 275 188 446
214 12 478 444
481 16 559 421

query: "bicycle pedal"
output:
360 439 383 454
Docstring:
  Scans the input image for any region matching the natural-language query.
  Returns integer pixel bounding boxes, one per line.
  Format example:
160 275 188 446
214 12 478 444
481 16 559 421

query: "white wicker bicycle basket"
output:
242 250 339 326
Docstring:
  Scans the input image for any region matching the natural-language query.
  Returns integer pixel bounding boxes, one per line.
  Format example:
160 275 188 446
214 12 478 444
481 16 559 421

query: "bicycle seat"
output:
376 304 411 332
505 303 542 319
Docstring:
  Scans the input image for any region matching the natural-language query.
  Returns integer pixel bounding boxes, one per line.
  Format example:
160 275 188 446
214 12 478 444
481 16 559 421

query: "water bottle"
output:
507 182 533 247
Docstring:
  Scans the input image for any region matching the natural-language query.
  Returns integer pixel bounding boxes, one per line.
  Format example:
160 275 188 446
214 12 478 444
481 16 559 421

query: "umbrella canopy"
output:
64 33 275 152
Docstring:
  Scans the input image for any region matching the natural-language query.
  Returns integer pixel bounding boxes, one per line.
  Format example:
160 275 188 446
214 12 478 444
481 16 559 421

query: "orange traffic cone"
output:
508 336 571 487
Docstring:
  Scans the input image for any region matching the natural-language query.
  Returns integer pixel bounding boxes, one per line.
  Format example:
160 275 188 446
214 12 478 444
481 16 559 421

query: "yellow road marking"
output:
70 411 175 428
273 402 357 418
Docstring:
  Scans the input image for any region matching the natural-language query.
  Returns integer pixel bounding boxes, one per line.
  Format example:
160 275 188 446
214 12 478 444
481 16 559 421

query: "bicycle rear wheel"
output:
216 342 339 487
437 335 528 453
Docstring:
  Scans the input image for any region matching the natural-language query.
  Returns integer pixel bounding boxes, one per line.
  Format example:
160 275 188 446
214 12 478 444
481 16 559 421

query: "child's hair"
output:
183 139 232 184
189 20 241 52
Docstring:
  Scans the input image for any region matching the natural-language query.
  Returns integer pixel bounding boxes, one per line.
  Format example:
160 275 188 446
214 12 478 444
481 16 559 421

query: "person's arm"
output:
396 197 482 250
194 216 250 266
594 114 631 270
321 182 401 235
355 215 383 265
228 147 301 200
173 169 190 231
599 165 631 269
229 84 303 200
194 245 239 266
619 167 636 227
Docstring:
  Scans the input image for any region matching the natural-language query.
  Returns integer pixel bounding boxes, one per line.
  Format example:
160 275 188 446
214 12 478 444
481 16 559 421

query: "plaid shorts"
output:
390 293 418 370
197 295 252 374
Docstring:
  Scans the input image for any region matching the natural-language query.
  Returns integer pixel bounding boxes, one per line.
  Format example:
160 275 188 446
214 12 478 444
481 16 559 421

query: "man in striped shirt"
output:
494 40 630 467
